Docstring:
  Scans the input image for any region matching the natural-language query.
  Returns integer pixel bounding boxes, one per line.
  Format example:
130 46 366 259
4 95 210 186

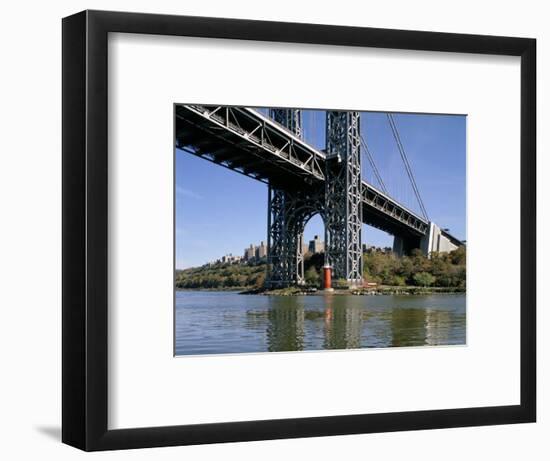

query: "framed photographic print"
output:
62 10 536 451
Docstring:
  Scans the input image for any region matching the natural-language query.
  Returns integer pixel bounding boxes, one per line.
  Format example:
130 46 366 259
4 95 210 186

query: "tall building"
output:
256 241 267 259
244 244 256 261
308 235 324 254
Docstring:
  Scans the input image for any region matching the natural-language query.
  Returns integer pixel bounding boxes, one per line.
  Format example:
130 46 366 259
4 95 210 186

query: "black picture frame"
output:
62 9 536 451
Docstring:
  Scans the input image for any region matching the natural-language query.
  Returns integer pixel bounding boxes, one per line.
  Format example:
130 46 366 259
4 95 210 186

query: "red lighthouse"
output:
323 264 333 291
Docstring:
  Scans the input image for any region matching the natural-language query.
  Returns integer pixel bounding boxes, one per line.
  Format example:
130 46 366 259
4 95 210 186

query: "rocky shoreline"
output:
241 286 465 296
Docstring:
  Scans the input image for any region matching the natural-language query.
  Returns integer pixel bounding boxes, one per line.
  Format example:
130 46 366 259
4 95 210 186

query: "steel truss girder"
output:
176 105 325 185
362 184 430 235
325 111 363 285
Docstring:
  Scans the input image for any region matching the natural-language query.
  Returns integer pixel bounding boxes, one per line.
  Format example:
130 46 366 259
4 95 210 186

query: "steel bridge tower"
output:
269 108 304 139
266 108 363 288
325 111 363 285
267 108 312 287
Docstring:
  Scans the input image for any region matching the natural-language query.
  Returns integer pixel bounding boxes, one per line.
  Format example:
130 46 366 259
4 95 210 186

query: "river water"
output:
175 291 466 356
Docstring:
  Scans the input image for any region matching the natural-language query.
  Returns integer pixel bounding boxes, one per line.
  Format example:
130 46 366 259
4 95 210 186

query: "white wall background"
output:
0 1 546 459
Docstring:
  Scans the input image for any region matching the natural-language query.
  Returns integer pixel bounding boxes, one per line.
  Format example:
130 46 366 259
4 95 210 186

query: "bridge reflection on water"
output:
175 291 465 356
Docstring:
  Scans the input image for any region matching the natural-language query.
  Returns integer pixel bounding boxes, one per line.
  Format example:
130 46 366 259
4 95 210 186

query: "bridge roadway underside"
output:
175 104 325 190
362 203 424 247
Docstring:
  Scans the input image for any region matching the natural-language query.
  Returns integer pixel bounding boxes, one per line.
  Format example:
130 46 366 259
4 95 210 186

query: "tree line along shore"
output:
175 246 466 294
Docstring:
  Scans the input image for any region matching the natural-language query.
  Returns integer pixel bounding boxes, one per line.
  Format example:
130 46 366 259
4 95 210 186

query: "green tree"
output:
413 272 436 287
387 275 406 286
304 266 320 287
450 246 466 265
253 271 267 288
175 246 466 291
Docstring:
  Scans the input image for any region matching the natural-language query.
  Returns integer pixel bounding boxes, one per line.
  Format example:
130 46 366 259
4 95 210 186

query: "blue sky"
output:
175 110 466 269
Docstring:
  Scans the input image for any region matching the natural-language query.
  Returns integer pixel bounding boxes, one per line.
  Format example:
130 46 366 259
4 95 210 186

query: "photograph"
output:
174 105 466 356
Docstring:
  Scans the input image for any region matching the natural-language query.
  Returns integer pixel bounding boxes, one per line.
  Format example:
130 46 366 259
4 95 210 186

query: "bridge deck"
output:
175 104 430 238
176 105 325 189
362 183 429 237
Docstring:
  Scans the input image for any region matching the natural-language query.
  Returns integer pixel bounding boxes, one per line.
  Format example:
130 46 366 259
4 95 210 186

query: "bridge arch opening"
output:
299 213 325 287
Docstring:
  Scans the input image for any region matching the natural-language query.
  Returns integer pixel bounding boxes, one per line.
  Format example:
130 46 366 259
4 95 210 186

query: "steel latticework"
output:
266 187 289 285
325 111 363 285
266 108 321 287
175 105 325 186
269 108 304 139
267 110 363 287
267 186 324 286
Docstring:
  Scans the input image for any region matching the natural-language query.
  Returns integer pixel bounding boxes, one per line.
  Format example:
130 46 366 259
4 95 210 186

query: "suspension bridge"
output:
175 105 463 287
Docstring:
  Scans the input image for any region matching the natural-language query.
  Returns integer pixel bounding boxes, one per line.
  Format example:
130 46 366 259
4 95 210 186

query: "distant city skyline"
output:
206 236 326 268
176 109 466 269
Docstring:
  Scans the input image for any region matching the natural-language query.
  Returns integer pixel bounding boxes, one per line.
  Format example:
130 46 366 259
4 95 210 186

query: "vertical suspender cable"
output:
386 113 429 220
360 135 388 194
